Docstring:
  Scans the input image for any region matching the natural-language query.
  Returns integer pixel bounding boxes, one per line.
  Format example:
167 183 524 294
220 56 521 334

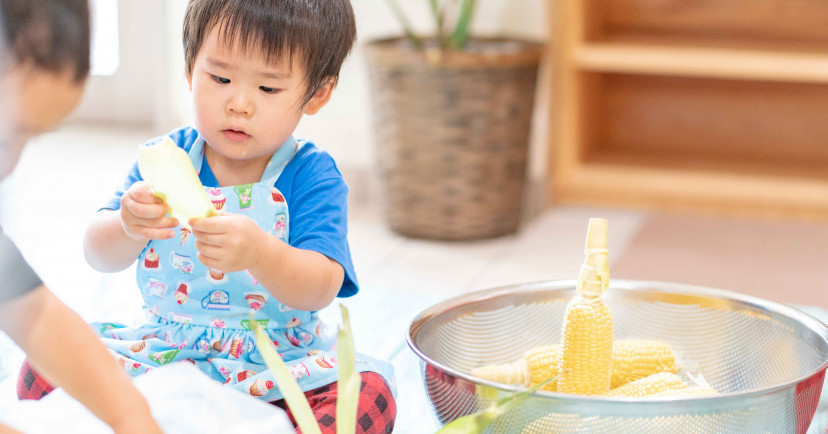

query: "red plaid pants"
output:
18 359 395 433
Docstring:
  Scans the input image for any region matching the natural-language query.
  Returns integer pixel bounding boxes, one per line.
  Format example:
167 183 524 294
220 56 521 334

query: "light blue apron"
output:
92 136 395 401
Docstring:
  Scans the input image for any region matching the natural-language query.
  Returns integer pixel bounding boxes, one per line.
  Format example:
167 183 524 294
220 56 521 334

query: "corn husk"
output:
336 305 359 433
437 377 556 433
250 312 321 434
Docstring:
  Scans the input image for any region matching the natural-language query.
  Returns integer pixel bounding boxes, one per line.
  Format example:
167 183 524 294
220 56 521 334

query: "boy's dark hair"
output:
183 0 356 106
0 0 90 83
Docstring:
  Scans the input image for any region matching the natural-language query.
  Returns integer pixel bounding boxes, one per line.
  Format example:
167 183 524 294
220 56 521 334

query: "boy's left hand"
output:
189 212 267 272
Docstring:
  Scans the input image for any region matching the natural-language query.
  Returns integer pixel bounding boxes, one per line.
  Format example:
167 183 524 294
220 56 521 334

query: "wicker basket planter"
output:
365 37 544 241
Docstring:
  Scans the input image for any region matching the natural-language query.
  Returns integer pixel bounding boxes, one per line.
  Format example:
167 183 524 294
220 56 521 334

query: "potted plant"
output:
365 0 544 241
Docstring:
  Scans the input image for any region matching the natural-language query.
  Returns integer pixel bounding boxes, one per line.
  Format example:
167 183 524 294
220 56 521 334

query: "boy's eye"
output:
211 75 230 84
259 86 280 94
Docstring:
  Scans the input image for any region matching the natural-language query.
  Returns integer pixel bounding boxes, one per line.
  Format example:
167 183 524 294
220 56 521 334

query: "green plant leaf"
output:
382 0 424 48
428 0 446 49
336 305 359 434
436 376 557 433
450 0 477 50
250 312 321 434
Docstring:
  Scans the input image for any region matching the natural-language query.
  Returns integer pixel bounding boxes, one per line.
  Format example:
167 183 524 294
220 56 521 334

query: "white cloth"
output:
0 363 293 433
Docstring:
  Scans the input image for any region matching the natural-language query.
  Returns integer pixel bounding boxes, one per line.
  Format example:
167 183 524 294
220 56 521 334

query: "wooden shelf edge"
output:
574 43 828 83
552 162 828 218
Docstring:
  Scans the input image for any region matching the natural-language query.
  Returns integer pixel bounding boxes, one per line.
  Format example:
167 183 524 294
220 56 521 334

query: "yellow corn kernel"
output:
470 344 559 391
611 339 679 388
524 345 560 391
651 386 718 397
557 298 614 395
605 372 687 398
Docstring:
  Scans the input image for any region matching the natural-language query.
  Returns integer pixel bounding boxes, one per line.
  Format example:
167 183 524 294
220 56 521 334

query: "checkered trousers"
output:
18 359 395 433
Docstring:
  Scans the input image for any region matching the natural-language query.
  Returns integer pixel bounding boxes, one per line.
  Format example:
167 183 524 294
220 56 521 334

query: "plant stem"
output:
430 0 449 49
450 0 477 50
383 0 423 48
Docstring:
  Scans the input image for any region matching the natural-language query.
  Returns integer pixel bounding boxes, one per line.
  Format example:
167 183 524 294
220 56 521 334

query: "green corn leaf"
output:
250 312 321 434
336 305 359 434
435 405 503 434
436 376 557 433
450 0 477 50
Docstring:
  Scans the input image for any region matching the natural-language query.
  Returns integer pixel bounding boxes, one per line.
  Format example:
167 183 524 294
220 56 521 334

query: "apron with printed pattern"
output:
92 136 395 401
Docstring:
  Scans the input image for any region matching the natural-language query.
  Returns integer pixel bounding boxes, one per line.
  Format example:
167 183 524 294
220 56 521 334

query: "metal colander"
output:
407 280 828 433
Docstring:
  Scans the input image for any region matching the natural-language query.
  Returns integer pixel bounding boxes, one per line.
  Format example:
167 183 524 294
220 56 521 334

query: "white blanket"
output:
0 363 293 433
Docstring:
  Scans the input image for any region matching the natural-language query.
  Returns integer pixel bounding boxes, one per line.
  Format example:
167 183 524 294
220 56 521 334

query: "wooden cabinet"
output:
549 0 828 217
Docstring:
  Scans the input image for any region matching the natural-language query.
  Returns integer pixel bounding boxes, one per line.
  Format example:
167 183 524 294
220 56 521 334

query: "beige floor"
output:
2 122 827 432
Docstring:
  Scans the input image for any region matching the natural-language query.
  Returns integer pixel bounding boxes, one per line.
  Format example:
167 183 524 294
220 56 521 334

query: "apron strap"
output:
187 135 299 186
261 136 299 186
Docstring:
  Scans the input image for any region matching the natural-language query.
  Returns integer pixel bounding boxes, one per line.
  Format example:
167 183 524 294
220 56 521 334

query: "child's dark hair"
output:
0 0 90 83
183 0 356 107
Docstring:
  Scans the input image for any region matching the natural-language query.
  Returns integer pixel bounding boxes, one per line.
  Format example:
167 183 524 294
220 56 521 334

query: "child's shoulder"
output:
289 140 343 177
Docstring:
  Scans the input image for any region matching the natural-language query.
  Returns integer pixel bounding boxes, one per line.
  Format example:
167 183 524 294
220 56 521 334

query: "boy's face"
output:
0 67 85 179
186 25 333 166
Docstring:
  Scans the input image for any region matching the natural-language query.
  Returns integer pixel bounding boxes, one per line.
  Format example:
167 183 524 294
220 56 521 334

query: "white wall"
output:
71 1 170 126
297 0 552 184
72 0 551 183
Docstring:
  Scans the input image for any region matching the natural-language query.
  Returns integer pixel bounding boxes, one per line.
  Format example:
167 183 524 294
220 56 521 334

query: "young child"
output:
0 0 161 432
19 0 397 432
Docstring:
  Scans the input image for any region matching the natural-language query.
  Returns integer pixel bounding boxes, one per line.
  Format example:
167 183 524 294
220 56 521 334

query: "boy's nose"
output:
226 92 254 116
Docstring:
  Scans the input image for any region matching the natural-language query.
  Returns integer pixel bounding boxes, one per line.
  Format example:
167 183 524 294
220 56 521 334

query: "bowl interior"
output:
409 280 828 432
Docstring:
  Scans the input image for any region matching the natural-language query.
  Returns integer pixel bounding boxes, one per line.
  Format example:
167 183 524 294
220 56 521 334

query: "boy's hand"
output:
120 181 178 241
190 212 268 273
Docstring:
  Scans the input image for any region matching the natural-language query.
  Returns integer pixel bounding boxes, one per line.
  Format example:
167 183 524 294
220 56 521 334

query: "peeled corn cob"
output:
472 358 531 388
471 345 560 391
472 339 678 392
138 136 217 229
605 372 687 398
557 218 614 395
611 339 679 388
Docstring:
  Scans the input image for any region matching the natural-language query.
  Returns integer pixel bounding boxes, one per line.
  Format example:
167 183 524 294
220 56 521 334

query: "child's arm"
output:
190 214 343 311
84 181 178 272
0 286 162 433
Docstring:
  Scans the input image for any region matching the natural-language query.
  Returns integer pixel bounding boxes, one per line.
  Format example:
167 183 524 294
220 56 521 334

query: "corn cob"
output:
611 339 679 388
472 339 678 392
604 372 687 398
471 345 559 391
557 218 614 395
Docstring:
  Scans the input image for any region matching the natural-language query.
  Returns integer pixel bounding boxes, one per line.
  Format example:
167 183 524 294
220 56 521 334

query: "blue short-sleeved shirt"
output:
103 127 358 298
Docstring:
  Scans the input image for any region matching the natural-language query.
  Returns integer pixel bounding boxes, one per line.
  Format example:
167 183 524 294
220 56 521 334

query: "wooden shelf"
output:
556 161 828 218
574 43 828 83
549 0 828 218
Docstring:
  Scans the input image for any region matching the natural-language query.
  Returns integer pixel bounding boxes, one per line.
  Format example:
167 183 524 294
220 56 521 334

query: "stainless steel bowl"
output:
408 280 828 433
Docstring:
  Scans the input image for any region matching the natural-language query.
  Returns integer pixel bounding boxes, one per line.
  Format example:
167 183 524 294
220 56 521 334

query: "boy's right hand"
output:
120 181 178 241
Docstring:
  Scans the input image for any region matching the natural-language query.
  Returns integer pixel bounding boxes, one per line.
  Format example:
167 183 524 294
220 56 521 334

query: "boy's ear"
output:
303 78 335 115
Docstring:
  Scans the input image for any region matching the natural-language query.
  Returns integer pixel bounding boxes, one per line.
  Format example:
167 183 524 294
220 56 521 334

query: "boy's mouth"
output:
222 128 250 143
